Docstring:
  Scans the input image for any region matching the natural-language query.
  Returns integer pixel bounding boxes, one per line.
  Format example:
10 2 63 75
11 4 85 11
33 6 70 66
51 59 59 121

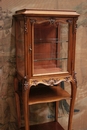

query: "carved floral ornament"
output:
22 72 77 90
30 18 73 25
29 76 72 87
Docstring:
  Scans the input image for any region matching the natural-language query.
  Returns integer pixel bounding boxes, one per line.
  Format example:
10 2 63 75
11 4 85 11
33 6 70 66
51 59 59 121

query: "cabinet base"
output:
21 121 64 130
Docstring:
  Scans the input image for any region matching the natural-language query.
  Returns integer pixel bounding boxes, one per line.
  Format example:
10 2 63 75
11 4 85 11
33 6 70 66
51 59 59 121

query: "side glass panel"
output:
59 22 68 72
16 20 25 76
33 19 68 75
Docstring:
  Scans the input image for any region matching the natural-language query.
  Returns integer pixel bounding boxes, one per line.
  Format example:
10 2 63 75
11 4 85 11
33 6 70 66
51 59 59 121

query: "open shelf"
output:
21 121 64 130
29 85 70 105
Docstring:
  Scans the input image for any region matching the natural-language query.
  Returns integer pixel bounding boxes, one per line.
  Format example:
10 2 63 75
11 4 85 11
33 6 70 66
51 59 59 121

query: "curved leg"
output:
22 85 30 130
68 79 77 130
14 77 21 129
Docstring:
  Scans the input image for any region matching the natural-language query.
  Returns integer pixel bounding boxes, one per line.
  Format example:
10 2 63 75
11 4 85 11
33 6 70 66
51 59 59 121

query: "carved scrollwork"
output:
24 23 27 33
24 17 28 33
64 76 71 82
49 19 55 24
30 76 71 87
72 71 77 84
73 18 78 33
24 81 29 90
66 19 73 24
42 78 60 86
31 80 39 86
30 18 68 26
30 19 36 24
23 76 29 90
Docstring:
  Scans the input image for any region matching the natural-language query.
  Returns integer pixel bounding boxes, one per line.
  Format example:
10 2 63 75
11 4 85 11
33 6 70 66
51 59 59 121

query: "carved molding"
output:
42 78 60 86
24 17 28 33
22 74 76 89
30 18 67 25
30 19 36 24
49 19 55 24
72 71 77 84
24 81 29 90
29 76 71 87
66 19 73 24
73 18 78 33
23 76 29 90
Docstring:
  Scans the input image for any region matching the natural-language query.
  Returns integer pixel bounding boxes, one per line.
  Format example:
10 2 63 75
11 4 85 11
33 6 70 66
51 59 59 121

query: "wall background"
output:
0 0 87 130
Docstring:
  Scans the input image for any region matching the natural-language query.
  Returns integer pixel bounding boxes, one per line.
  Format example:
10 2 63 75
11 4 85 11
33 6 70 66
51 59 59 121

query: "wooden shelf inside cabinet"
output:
29 85 70 105
21 121 64 130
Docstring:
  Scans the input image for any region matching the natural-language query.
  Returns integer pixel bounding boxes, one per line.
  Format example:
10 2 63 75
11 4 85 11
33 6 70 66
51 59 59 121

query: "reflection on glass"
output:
34 21 68 75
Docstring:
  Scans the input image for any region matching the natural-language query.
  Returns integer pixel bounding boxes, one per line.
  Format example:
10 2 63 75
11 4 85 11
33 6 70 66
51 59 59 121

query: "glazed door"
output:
31 18 72 76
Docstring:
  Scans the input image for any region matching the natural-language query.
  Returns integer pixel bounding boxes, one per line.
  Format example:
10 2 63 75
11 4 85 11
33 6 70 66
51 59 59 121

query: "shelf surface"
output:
34 68 62 75
29 85 70 105
21 121 64 130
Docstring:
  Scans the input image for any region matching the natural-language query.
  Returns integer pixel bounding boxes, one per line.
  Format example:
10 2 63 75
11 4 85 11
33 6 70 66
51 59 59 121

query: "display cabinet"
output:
13 9 79 130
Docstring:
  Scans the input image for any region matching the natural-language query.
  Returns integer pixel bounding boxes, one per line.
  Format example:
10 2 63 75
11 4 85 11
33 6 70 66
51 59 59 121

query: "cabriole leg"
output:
68 80 77 130
22 85 30 130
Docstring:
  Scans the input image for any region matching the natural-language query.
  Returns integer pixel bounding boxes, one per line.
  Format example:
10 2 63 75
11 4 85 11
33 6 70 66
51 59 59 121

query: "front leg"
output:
68 79 77 130
22 80 30 130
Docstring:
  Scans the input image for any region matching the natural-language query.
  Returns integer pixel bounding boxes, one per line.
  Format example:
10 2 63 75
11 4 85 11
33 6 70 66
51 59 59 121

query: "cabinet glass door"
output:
33 19 69 75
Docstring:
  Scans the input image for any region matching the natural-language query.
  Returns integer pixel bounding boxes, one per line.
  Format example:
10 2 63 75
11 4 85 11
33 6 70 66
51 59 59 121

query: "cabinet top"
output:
14 9 80 17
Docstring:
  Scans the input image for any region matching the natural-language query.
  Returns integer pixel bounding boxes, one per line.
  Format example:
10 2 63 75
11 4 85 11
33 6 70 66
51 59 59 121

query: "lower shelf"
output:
29 85 70 105
21 121 64 130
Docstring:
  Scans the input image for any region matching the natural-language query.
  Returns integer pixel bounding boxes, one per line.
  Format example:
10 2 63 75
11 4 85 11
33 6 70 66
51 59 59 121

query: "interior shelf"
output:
34 41 68 44
34 68 62 74
29 85 70 105
21 121 64 130
34 57 68 62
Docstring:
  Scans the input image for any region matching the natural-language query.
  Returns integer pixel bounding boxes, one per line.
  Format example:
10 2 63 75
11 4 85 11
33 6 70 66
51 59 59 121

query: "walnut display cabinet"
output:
13 9 79 130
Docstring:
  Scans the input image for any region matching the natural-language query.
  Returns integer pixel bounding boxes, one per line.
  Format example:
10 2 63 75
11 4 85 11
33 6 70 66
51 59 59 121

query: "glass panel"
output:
59 23 68 72
34 20 68 75
16 20 25 76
